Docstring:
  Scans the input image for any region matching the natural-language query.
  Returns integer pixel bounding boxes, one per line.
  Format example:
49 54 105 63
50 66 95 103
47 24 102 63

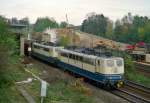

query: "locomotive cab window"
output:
116 60 123 67
107 60 114 67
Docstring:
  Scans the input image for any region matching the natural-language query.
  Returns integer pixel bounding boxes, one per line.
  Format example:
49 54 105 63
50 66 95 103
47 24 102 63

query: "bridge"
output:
8 18 29 35
9 23 28 34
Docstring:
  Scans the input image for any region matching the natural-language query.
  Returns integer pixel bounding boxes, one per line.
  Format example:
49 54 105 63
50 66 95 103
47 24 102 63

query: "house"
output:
43 28 57 43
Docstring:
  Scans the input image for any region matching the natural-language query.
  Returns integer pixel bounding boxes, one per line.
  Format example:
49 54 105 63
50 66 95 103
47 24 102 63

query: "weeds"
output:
69 78 92 96
124 54 150 87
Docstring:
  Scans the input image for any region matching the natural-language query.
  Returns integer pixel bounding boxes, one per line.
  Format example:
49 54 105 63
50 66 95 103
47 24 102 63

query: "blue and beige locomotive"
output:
31 42 124 88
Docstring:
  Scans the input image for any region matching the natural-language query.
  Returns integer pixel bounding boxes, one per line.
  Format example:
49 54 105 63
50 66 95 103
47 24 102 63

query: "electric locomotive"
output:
31 42 124 88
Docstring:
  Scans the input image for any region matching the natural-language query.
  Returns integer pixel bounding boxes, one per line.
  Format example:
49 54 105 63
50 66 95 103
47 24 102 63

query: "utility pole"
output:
66 14 69 27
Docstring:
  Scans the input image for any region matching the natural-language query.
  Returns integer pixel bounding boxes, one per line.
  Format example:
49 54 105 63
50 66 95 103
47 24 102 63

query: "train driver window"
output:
116 59 122 67
107 60 114 67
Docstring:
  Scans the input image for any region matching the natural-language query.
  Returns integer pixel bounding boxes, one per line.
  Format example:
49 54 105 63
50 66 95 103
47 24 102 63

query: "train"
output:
30 42 124 88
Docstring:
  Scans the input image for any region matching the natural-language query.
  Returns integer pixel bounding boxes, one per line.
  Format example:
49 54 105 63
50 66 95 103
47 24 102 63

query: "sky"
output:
0 0 150 25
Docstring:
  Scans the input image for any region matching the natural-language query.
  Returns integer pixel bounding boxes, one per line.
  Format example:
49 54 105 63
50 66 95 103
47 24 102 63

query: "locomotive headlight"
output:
120 81 123 85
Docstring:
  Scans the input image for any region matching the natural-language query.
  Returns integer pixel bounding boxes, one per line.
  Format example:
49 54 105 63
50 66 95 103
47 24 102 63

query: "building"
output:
43 28 57 43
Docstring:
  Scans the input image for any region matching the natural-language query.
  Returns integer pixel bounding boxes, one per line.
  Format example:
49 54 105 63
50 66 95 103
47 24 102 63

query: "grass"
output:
126 72 150 87
24 79 95 103
4 54 150 103
23 62 96 103
1 54 149 103
0 57 31 103
0 57 96 103
0 86 27 103
124 55 150 87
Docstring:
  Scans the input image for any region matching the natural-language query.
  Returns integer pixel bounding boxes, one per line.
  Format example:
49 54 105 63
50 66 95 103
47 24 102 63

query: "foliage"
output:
81 13 109 37
34 17 59 32
114 14 150 43
124 55 150 87
124 55 135 74
58 36 70 46
0 16 18 87
105 20 113 39
81 12 150 44
0 16 28 102
60 21 68 28
25 78 95 103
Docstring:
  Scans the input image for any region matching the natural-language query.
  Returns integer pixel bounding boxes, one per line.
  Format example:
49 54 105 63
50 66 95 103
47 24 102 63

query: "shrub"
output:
0 16 18 87
58 36 70 46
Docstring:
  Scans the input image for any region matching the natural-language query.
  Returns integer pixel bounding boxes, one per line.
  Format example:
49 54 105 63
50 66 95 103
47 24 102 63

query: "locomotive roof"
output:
65 47 113 57
60 48 97 59
60 48 121 60
33 42 123 60
33 42 62 49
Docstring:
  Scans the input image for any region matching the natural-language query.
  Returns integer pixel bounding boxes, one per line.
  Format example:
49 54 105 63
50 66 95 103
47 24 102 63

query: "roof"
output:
33 42 123 60
60 48 98 59
60 48 121 60
33 42 62 49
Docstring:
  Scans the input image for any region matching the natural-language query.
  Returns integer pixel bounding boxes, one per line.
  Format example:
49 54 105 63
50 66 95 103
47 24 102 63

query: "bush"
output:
58 36 70 46
0 45 12 87
124 54 150 87
0 16 18 87
124 54 135 74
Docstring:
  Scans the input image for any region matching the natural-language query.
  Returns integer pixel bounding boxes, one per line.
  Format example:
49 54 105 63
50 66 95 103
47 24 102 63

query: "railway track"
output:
111 80 150 103
134 62 150 77
134 62 150 73
26 57 150 103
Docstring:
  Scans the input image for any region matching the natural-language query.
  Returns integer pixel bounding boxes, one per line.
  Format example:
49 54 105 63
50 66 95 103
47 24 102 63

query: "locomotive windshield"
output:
107 60 114 67
116 59 123 67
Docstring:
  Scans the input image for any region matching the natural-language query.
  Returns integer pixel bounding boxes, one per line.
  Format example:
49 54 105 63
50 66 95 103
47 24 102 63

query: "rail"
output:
111 80 150 103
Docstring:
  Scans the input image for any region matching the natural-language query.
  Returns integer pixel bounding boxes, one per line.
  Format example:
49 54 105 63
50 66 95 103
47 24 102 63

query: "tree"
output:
143 21 150 43
60 21 68 28
81 13 108 36
0 16 17 87
34 17 59 32
0 16 8 35
81 12 150 44
113 13 150 43
58 36 70 46
105 20 113 39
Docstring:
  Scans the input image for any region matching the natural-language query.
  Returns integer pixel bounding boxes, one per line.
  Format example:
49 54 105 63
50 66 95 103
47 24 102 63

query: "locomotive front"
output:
101 57 124 88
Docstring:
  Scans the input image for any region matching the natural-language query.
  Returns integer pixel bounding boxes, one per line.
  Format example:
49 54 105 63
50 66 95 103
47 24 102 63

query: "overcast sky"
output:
0 0 150 25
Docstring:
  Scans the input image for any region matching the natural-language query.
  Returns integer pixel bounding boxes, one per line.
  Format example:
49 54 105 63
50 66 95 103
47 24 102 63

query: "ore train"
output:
31 42 124 88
